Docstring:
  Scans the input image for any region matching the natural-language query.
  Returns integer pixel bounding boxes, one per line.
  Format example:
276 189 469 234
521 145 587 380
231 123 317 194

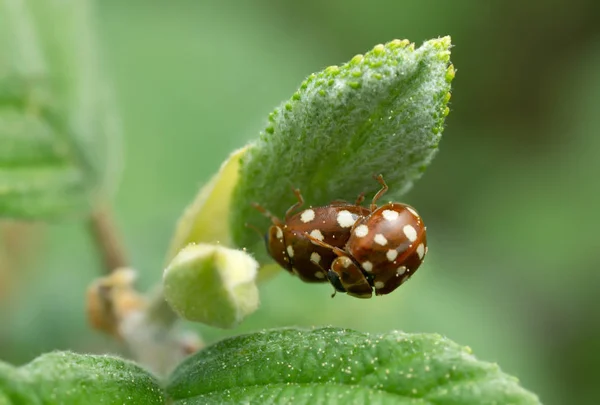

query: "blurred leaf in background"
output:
0 1 599 405
0 0 121 218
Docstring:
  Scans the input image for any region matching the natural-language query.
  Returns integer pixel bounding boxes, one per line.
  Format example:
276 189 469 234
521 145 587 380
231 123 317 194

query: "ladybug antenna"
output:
370 174 388 211
355 192 366 206
285 188 305 220
245 222 264 239
251 202 283 226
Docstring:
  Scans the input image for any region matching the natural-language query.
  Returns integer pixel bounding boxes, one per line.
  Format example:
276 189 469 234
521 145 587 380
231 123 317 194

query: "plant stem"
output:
86 203 200 364
87 202 179 326
146 285 180 329
88 204 128 273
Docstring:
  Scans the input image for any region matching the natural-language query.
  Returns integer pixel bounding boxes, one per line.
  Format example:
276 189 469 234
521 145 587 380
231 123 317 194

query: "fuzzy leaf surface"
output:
167 327 541 404
0 351 163 404
231 37 454 253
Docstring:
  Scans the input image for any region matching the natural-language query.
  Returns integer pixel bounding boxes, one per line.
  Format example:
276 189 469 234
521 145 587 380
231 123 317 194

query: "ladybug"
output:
307 175 428 299
252 190 370 283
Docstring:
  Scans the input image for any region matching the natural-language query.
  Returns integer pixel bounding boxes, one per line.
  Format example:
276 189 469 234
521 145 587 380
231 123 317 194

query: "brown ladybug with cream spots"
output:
340 202 427 297
253 190 370 283
306 175 428 299
254 175 427 299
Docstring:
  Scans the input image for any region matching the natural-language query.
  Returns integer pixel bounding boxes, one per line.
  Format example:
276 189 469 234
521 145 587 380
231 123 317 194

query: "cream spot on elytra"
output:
309 229 324 241
362 261 373 272
403 224 417 242
416 243 425 259
382 209 399 221
386 249 398 262
276 226 283 240
374 281 385 289
397 266 407 275
354 224 369 237
310 252 321 264
374 233 388 246
336 210 357 228
287 245 294 258
300 209 315 223
314 271 325 279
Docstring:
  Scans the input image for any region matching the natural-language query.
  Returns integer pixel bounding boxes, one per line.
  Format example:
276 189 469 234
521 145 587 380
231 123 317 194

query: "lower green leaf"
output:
167 327 541 405
0 362 40 405
0 351 164 405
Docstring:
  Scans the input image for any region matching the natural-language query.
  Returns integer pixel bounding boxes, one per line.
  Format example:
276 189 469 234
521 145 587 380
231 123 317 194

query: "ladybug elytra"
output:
252 175 427 298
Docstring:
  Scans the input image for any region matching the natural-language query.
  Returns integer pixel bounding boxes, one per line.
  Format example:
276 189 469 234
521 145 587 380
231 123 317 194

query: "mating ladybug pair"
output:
252 175 427 299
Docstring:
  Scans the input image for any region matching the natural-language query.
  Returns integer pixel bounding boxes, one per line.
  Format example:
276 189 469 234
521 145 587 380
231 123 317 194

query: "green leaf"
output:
167 327 540 405
0 0 121 218
0 351 164 404
166 147 247 263
231 37 454 254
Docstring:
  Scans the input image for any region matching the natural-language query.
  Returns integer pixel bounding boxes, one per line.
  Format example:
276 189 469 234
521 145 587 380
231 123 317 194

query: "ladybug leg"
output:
327 271 344 298
370 174 389 211
285 188 304 220
304 232 347 257
251 203 283 226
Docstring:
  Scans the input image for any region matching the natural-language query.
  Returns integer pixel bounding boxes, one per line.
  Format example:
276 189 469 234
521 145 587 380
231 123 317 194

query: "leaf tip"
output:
428 35 452 50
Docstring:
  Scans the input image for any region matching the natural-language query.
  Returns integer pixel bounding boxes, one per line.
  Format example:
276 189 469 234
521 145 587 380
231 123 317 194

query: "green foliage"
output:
0 0 119 219
0 329 540 403
2 2 594 403
165 147 247 262
167 327 540 404
0 352 163 404
231 37 454 254
161 37 454 328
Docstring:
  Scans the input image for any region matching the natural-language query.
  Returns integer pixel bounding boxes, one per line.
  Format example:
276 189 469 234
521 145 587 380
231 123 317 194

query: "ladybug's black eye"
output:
327 270 346 293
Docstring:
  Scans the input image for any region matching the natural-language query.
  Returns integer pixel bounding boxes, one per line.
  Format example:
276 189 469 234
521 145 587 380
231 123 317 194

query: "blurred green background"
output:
1 1 599 404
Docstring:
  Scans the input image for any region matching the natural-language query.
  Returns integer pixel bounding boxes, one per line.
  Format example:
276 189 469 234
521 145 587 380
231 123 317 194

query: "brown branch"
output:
88 204 128 273
86 205 203 373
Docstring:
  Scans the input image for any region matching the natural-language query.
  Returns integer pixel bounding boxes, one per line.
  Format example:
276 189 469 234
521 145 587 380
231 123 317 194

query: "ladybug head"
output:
327 270 346 294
